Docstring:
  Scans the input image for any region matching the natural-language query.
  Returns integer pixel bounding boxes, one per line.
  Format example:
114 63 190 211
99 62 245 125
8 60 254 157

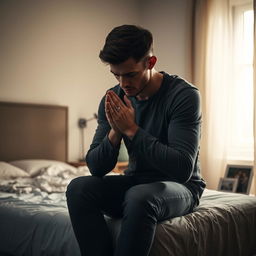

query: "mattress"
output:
0 160 256 256
149 189 256 256
0 188 256 256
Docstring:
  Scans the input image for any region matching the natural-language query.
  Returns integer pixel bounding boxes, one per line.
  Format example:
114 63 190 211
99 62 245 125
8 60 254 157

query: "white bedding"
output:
0 165 90 193
0 163 119 194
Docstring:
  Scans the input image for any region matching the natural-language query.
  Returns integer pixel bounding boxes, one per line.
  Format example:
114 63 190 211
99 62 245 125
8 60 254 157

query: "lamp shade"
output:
117 141 129 162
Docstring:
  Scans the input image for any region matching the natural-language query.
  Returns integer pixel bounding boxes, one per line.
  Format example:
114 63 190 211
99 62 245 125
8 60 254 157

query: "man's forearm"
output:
108 129 122 147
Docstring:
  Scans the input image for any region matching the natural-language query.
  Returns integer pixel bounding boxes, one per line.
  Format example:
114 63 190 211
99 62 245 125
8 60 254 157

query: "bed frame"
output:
0 101 68 162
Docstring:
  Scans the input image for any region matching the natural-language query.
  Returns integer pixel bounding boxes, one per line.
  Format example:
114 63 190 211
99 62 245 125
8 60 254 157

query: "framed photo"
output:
218 178 238 193
224 165 254 194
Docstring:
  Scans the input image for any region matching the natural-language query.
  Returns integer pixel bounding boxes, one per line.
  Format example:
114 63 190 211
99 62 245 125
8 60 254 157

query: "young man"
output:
66 24 206 256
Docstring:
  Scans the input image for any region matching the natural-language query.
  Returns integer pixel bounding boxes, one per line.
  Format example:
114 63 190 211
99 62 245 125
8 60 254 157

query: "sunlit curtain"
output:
254 0 256 194
192 0 233 190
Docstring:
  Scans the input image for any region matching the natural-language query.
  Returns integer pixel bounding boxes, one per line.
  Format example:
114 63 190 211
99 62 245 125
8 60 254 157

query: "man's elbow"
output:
181 160 194 183
176 158 194 183
179 170 193 183
87 164 106 177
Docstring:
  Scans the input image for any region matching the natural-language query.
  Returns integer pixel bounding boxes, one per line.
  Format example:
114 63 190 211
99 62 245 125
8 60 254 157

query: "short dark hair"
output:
99 24 153 65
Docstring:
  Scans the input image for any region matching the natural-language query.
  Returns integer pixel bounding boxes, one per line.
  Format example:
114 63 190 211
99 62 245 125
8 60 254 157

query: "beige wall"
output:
0 0 193 161
138 0 193 81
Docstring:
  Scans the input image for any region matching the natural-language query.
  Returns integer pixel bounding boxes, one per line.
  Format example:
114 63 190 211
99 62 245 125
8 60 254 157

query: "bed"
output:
0 101 256 256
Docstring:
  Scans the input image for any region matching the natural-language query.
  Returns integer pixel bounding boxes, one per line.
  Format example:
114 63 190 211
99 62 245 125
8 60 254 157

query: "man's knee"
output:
66 175 102 199
124 185 159 217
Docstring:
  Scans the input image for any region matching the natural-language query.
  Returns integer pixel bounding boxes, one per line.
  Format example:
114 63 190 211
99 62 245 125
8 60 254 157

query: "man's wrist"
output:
108 129 122 147
124 125 139 140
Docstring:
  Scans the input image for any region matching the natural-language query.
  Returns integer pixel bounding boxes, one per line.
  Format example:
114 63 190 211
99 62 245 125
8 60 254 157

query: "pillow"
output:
0 161 29 180
9 159 77 177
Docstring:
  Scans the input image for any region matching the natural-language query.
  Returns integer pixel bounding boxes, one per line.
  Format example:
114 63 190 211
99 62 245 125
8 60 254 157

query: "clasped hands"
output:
105 90 138 139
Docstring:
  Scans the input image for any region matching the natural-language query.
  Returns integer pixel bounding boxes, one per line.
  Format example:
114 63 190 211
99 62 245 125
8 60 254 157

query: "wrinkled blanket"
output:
0 165 91 194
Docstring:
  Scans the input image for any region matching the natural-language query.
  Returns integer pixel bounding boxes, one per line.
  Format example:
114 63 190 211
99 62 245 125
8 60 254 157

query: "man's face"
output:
110 57 150 97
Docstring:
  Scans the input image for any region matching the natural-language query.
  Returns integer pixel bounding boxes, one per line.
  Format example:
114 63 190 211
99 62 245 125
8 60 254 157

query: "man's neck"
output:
136 70 163 101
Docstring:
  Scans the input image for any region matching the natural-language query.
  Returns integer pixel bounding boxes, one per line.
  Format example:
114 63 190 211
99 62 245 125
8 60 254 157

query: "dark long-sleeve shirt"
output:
86 72 206 202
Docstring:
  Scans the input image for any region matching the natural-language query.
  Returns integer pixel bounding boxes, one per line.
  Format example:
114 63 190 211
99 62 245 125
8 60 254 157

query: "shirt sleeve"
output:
85 95 121 176
128 88 201 183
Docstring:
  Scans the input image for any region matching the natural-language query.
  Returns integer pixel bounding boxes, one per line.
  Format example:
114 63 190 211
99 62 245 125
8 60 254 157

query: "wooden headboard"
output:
0 102 68 162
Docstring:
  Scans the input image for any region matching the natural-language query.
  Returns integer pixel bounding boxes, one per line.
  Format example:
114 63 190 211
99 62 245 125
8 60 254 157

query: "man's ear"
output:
148 56 157 69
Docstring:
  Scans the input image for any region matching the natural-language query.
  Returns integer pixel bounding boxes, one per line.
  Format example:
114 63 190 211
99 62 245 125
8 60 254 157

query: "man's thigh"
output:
99 175 136 218
67 174 136 217
125 180 195 221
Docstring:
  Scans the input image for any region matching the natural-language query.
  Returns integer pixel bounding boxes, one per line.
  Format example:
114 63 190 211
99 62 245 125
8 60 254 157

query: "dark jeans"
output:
66 175 196 256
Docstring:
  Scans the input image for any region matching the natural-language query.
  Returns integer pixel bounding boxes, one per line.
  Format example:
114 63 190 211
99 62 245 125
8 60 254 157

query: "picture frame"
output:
224 165 254 194
218 178 238 193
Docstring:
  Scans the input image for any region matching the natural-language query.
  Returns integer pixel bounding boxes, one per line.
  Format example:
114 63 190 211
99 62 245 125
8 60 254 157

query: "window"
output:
227 0 254 161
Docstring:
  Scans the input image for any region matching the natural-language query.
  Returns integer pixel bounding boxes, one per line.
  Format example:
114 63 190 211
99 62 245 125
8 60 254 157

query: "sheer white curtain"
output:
193 0 233 190
254 0 256 194
193 0 255 193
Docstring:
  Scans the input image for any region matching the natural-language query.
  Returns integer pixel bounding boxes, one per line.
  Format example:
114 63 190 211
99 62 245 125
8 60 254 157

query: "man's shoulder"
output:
160 73 199 103
163 72 198 92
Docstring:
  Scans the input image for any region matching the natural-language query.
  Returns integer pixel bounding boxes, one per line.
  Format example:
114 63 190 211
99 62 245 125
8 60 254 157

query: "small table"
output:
67 161 86 168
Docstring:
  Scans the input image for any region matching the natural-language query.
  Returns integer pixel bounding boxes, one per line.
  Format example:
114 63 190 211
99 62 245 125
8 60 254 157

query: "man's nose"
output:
119 76 129 87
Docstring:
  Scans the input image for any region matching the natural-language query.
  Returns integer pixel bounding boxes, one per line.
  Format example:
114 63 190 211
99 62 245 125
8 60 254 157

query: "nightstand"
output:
68 161 87 168
112 161 128 174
